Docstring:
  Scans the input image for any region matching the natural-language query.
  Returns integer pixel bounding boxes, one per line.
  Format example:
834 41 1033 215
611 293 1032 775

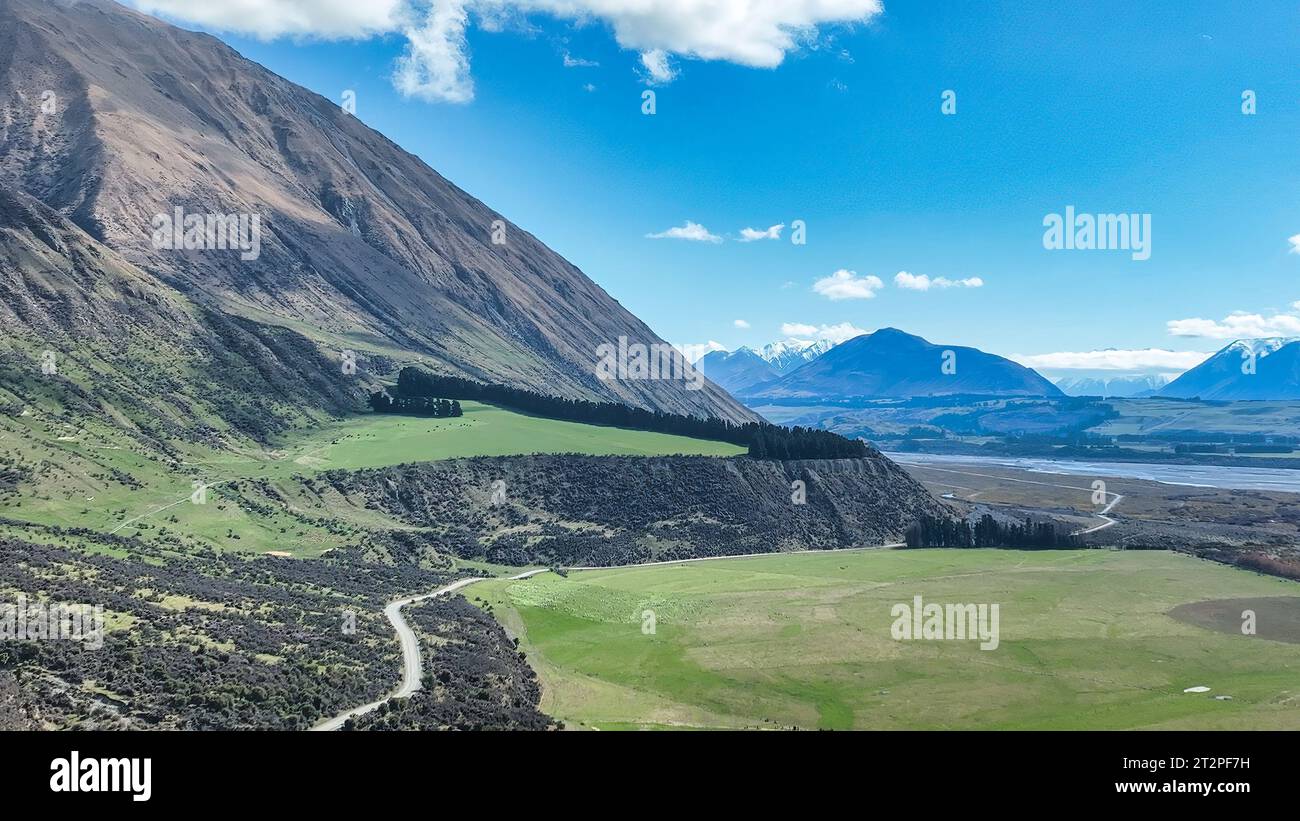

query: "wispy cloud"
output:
1167 309 1300 339
1012 349 1212 371
733 319 750 329
675 340 726 363
563 51 599 68
639 49 677 83
738 224 784 242
894 271 984 291
646 221 722 243
1289 234 1300 254
812 269 883 300
781 321 868 344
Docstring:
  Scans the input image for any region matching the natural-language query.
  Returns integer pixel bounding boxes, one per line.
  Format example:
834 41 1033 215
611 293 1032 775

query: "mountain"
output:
0 181 364 448
758 339 834 374
744 328 1062 400
0 0 753 425
697 348 780 395
1053 373 1173 398
1158 338 1300 400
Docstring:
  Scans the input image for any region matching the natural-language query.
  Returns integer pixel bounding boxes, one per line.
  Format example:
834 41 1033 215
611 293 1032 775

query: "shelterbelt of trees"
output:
904 513 1079 549
368 392 463 418
394 368 868 461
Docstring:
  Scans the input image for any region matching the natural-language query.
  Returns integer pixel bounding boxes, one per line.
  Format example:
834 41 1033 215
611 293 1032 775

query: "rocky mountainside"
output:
0 182 357 447
744 328 1061 400
320 453 948 566
0 0 752 424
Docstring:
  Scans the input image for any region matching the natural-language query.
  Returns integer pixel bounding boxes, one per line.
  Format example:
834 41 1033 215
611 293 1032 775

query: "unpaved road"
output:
311 569 546 731
896 462 1123 536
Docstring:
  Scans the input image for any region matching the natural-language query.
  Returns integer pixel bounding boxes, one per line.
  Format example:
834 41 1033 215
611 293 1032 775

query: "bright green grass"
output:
473 549 1300 730
0 401 742 556
266 401 745 469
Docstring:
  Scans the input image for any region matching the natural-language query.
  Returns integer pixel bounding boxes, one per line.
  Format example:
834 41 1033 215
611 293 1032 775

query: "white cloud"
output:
738 224 784 242
645 220 722 243
639 49 677 83
1289 234 1300 254
894 271 984 291
1167 310 1300 339
675 340 726 363
780 321 868 344
393 1 475 103
812 269 883 300
583 82 597 92
563 51 599 67
1012 349 1212 371
131 1 885 103
733 319 750 329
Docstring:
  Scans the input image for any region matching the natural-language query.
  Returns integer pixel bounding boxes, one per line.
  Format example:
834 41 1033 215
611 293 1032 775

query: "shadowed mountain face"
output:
1158 338 1300 400
697 348 780 395
0 0 753 423
744 328 1062 400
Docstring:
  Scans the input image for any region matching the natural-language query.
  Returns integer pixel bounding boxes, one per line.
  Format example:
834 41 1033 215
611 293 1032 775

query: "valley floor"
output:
470 548 1300 730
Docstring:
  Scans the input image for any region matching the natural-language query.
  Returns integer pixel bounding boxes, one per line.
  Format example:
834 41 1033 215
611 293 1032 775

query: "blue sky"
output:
131 1 1300 375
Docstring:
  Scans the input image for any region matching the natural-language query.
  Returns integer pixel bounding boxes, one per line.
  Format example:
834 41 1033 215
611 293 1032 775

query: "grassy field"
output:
0 401 743 556
471 548 1300 730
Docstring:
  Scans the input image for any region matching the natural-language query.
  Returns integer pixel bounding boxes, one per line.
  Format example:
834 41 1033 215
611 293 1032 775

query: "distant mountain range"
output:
742 328 1062 400
1052 373 1173 398
1158 338 1300 400
697 338 832 395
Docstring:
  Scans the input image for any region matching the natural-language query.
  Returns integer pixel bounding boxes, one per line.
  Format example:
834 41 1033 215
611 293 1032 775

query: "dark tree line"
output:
394 367 867 461
904 513 1079 549
368 391 463 418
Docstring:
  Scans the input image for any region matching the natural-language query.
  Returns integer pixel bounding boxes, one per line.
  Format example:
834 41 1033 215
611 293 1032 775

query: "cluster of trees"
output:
368 391 462 418
903 513 1079 549
394 368 868 460
748 427 867 460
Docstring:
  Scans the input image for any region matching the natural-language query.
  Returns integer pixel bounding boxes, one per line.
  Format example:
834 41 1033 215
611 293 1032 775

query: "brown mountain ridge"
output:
0 0 753 425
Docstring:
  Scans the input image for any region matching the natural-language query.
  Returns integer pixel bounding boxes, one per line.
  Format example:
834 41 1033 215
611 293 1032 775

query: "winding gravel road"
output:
311 569 546 732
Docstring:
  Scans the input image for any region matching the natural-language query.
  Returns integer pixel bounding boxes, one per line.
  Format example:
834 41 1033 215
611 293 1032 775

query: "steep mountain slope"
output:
0 0 752 423
1158 338 1300 400
745 328 1062 400
698 348 780 394
0 182 356 448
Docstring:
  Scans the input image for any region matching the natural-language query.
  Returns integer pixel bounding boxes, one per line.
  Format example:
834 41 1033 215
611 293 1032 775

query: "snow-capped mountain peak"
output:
751 339 834 374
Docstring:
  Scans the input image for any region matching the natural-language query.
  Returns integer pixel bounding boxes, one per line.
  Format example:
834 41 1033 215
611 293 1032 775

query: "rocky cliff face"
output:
321 454 949 566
